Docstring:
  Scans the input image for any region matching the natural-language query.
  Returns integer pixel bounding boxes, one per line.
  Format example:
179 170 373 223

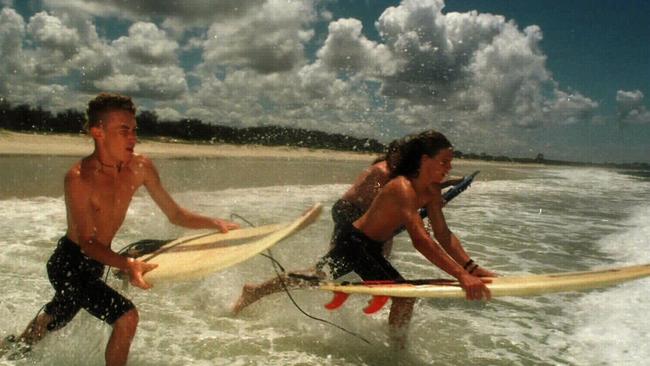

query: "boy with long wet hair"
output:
319 130 492 344
234 130 493 346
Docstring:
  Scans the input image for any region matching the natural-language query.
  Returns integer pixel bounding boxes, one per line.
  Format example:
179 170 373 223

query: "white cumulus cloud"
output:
112 22 179 65
317 18 396 77
27 11 80 57
0 0 619 149
201 0 316 74
617 90 650 125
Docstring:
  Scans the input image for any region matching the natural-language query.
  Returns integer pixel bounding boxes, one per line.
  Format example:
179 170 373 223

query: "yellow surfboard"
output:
318 263 650 313
122 203 322 285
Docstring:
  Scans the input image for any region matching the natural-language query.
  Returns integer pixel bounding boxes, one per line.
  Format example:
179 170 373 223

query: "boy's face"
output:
423 148 453 183
94 110 138 163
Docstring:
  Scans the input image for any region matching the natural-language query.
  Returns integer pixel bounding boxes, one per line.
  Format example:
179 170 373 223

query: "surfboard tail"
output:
363 296 390 314
324 291 350 310
324 292 392 314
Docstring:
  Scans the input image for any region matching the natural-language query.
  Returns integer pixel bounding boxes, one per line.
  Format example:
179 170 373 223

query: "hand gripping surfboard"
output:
116 203 322 285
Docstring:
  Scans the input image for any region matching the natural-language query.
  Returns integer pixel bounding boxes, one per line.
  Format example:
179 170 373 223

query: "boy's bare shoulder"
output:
63 159 93 195
383 176 416 200
135 153 160 174
64 159 85 182
129 153 154 169
360 161 390 184
368 161 390 176
128 153 159 182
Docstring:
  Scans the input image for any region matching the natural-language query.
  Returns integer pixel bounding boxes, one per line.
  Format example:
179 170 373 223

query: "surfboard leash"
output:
266 247 371 344
231 213 371 345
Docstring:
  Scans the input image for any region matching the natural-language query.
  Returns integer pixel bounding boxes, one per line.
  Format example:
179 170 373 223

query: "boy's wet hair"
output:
388 130 452 179
85 93 136 131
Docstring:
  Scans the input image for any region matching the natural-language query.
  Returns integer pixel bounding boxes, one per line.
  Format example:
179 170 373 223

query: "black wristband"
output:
468 263 479 274
463 259 474 270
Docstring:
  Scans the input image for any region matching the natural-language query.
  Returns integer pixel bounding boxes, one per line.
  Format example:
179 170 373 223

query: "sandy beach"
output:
0 130 376 161
0 130 547 170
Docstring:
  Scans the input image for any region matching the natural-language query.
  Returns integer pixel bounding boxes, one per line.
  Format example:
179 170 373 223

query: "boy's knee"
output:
113 309 139 332
35 313 54 330
43 309 72 332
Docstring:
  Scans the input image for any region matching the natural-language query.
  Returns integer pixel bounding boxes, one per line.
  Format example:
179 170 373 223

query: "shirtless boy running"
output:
334 131 493 341
234 130 493 346
1 93 239 366
331 137 471 259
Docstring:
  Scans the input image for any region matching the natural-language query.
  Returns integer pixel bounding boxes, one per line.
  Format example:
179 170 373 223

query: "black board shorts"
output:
318 223 403 281
329 199 364 248
331 199 364 226
43 237 134 330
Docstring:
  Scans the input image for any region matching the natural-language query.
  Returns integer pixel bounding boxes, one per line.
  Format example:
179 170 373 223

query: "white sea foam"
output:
2 166 649 365
562 201 650 365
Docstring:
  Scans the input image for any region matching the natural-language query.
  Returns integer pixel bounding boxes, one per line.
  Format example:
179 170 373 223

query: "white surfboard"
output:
317 263 650 313
124 203 322 285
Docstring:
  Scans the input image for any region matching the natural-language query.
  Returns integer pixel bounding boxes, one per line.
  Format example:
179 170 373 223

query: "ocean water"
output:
1 155 649 366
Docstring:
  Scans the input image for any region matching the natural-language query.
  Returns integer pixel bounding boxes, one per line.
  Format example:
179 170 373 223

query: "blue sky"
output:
1 0 649 163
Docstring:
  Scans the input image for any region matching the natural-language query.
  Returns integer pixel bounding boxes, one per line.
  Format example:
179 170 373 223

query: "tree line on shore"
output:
0 100 383 153
1 99 648 170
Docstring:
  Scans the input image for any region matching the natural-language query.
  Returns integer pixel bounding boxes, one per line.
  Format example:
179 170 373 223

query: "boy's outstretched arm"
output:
404 201 491 301
141 157 239 232
426 201 497 277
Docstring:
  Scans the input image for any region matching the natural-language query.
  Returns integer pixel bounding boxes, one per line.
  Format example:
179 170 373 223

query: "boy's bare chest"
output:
87 172 141 219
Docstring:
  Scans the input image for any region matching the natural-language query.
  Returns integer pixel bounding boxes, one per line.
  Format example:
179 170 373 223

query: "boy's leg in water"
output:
0 312 53 359
105 308 139 366
388 297 417 349
232 268 323 314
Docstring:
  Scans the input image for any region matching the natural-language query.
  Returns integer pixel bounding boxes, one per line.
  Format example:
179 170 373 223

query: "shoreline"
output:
0 130 550 168
0 131 376 161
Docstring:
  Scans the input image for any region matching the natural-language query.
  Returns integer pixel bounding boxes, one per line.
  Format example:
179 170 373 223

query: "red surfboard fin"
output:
324 291 350 310
363 296 390 314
